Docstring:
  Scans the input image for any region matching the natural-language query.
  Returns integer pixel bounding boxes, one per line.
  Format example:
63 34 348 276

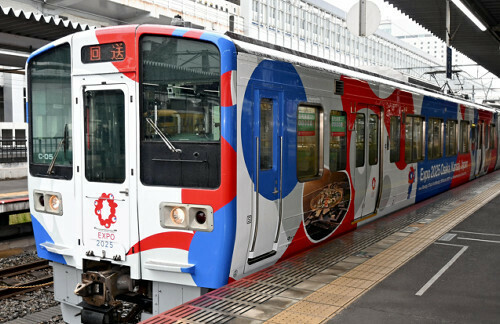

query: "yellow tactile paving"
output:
267 311 326 324
0 191 28 198
265 181 500 324
286 301 339 318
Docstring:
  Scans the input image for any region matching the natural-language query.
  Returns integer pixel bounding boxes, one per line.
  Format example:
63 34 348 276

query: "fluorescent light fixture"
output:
0 50 30 58
451 0 487 31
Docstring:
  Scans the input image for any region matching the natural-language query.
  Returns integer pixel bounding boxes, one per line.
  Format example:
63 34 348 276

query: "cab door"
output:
354 105 381 219
80 82 139 277
247 90 283 264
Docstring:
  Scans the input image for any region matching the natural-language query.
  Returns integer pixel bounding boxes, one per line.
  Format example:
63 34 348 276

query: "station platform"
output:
0 178 29 221
143 170 500 324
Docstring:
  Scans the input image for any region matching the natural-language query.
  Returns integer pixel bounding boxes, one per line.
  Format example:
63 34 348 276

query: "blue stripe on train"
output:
31 215 67 265
415 96 459 202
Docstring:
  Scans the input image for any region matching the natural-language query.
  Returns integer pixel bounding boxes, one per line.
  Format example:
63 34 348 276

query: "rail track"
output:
0 260 53 300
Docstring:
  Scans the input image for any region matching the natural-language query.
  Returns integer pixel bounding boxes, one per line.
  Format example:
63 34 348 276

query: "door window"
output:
355 114 365 167
368 114 379 165
84 90 126 183
260 98 273 170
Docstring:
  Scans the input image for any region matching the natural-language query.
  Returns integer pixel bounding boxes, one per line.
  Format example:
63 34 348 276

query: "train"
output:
26 25 500 323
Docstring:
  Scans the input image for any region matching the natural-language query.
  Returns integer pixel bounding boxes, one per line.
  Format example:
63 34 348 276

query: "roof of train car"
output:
226 32 499 114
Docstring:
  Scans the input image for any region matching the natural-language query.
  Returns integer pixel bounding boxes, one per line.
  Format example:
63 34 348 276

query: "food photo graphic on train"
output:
26 25 499 323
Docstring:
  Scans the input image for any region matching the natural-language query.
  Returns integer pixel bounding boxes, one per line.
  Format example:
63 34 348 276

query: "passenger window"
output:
460 121 470 153
329 111 347 171
490 125 496 149
485 124 490 150
445 120 458 156
260 98 273 170
405 115 424 163
297 105 323 181
389 116 400 163
368 114 379 165
355 114 365 167
427 118 443 160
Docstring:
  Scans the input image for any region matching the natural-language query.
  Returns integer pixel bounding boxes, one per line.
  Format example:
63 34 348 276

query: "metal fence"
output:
0 139 27 163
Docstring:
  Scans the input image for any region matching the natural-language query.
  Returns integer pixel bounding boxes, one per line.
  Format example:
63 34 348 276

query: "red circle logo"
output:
371 177 376 190
94 193 118 228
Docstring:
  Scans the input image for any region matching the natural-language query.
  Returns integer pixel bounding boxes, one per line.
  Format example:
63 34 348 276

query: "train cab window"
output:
355 114 365 167
139 35 221 188
28 43 73 179
427 118 443 160
445 120 458 156
260 98 273 170
297 105 323 181
368 114 379 165
404 115 424 163
460 121 470 154
389 116 400 163
329 111 347 171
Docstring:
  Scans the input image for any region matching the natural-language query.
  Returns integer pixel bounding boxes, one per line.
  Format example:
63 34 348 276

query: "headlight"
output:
48 195 61 211
170 207 186 224
33 190 63 215
160 203 213 232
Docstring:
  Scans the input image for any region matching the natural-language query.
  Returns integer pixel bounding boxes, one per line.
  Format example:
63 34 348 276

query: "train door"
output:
354 105 381 220
247 90 283 264
80 82 138 273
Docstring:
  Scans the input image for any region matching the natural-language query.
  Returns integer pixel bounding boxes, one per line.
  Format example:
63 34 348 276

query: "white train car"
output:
27 25 499 323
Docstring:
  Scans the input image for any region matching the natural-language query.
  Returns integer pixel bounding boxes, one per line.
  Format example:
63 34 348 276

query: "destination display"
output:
81 42 126 63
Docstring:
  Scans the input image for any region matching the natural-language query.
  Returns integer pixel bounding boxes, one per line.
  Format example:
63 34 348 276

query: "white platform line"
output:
415 245 468 297
451 230 500 237
457 237 500 244
434 242 466 248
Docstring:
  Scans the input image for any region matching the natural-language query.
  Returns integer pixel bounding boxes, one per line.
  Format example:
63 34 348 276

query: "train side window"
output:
427 118 443 160
483 124 490 149
445 120 458 156
368 114 379 165
460 121 470 153
297 105 323 181
389 116 400 163
329 111 347 171
490 124 496 149
405 115 424 163
355 113 365 167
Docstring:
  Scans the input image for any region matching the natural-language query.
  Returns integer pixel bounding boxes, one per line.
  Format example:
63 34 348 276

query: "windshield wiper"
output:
47 124 68 175
146 118 182 153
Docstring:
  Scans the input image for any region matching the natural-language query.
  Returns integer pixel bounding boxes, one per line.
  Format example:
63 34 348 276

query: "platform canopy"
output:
385 0 500 78
0 6 93 68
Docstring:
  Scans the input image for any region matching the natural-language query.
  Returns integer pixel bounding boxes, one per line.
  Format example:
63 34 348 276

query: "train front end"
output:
27 25 237 323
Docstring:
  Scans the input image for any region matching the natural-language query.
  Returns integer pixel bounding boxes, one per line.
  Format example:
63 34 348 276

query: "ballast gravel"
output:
0 250 63 323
